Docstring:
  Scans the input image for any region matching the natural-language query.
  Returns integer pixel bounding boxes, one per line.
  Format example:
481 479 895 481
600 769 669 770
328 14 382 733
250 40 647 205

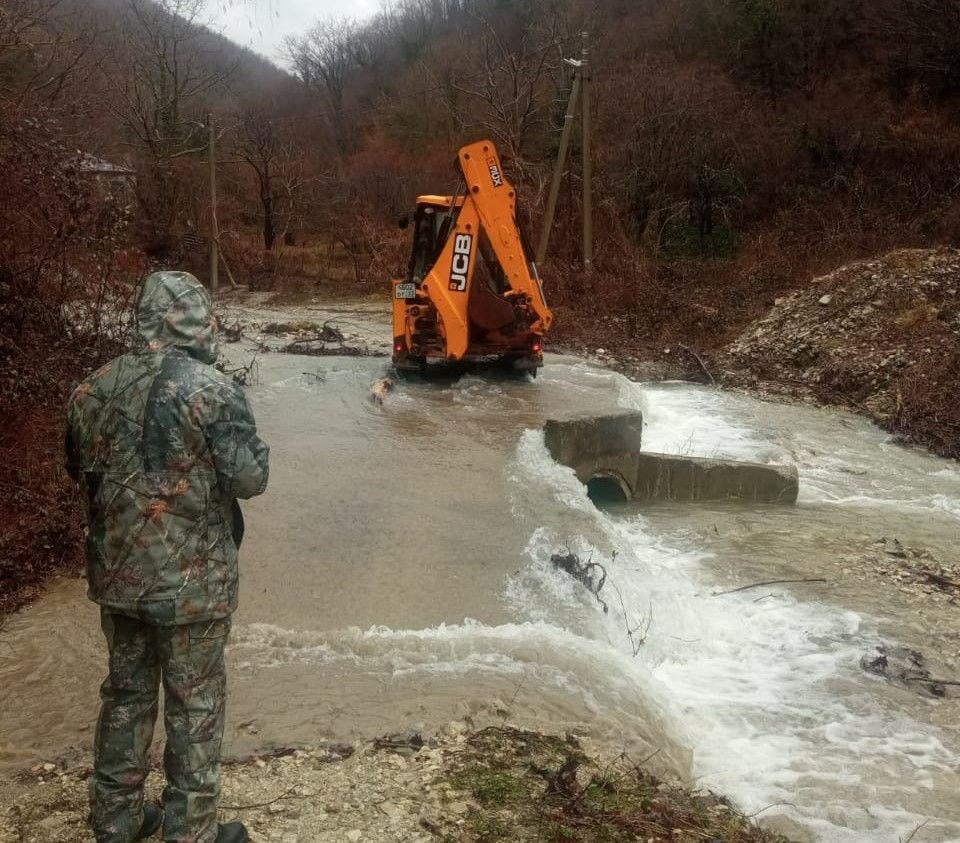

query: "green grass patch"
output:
451 764 530 805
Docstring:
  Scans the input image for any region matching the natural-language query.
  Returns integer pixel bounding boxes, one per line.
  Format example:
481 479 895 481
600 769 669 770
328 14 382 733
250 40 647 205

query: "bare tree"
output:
437 9 571 174
109 0 234 246
235 106 305 251
0 0 95 104
285 19 361 154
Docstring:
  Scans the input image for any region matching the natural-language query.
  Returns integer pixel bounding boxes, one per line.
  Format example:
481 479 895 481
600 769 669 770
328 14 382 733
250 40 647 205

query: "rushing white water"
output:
519 372 959 841
507 410 958 841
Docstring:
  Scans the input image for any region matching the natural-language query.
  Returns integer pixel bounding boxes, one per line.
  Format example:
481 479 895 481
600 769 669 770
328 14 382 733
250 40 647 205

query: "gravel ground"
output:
0 724 788 843
1 725 470 843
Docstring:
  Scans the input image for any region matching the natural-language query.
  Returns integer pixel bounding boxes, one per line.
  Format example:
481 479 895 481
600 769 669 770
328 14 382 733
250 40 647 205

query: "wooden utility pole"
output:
581 31 593 272
536 60 582 266
208 111 219 295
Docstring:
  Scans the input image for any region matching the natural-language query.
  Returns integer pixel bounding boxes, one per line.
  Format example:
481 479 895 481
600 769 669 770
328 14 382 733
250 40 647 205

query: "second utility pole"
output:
535 60 582 266
581 30 593 273
534 32 593 272
208 112 219 295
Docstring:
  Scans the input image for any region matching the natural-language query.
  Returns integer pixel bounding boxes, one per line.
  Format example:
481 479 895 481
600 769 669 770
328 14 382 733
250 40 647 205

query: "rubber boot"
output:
216 822 250 843
134 803 163 840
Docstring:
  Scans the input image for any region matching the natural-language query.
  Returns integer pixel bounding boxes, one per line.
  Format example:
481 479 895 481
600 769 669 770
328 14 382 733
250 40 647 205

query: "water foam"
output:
505 378 960 841
230 617 688 770
235 362 959 840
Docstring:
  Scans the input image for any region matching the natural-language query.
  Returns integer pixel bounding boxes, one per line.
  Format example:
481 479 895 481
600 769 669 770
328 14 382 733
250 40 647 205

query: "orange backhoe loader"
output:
392 140 553 375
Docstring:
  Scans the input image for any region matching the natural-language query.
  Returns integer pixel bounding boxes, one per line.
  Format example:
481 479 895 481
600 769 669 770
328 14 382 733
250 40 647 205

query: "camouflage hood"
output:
134 271 217 364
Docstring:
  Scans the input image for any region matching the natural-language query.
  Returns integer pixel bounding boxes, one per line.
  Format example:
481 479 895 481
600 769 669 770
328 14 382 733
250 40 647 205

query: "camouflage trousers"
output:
90 610 231 843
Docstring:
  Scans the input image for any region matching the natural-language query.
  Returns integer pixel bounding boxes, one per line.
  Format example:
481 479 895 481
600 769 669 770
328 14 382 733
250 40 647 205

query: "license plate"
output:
395 283 416 300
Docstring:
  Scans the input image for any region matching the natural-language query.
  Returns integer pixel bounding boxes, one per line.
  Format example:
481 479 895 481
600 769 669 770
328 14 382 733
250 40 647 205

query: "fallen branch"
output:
551 551 608 613
499 671 527 722
903 818 930 843
678 344 717 387
217 349 261 386
220 784 301 811
745 800 799 818
613 583 652 656
712 577 827 596
620 747 662 778
281 331 387 358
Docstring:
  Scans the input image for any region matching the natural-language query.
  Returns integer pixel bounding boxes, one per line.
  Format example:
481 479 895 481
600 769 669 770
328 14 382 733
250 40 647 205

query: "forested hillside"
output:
3 0 960 611
275 0 960 346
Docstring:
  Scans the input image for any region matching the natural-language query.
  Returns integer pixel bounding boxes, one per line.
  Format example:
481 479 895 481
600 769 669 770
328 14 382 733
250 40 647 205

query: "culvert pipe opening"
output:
586 474 630 506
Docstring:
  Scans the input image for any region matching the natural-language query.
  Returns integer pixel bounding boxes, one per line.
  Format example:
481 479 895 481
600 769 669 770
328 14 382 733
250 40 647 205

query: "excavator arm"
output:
393 140 554 368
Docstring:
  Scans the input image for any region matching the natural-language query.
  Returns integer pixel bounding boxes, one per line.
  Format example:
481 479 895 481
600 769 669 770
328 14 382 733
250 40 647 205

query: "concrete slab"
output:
543 413 799 505
543 412 644 467
575 451 799 504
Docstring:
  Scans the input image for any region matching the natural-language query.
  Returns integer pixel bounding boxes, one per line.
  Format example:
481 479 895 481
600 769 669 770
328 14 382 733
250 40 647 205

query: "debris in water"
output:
216 354 260 387
369 377 394 405
220 319 244 343
281 333 387 358
551 552 608 613
859 644 952 697
262 320 338 338
374 730 424 756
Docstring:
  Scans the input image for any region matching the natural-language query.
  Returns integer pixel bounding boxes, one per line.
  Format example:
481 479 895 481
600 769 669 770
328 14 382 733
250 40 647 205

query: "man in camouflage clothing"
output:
66 271 270 843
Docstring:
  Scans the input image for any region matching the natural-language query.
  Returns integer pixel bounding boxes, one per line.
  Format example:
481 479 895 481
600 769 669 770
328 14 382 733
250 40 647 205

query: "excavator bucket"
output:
392 140 553 374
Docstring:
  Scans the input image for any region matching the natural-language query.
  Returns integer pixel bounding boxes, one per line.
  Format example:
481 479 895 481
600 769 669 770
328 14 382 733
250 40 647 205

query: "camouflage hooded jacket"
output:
66 271 269 624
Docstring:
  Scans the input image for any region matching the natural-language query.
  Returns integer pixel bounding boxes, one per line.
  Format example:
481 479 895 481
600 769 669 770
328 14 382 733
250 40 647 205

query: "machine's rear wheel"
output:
393 355 426 377
500 354 540 377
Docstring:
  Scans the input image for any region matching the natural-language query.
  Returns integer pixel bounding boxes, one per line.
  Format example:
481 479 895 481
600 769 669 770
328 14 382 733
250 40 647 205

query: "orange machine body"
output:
392 140 553 373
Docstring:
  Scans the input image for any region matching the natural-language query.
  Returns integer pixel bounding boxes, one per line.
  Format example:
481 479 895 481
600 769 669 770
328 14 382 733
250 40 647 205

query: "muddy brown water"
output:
1 304 959 841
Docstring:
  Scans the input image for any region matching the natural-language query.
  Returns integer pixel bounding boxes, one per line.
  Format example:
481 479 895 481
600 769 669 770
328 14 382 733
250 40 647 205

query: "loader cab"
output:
405 196 463 287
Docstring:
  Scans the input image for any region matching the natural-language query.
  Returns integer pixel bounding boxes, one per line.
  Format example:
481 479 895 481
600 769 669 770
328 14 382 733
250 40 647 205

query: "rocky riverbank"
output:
721 248 960 458
0 725 789 843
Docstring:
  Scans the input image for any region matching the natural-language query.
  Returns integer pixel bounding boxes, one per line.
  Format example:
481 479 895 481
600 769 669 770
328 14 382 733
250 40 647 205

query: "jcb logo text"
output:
449 233 473 291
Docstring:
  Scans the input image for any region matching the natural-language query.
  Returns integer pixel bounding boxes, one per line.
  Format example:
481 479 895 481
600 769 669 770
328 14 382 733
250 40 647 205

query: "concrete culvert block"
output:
621 452 799 504
544 413 799 505
543 412 643 467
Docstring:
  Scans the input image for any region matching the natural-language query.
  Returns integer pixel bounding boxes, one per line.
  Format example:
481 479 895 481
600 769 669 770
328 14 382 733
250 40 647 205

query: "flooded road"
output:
2 305 959 841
